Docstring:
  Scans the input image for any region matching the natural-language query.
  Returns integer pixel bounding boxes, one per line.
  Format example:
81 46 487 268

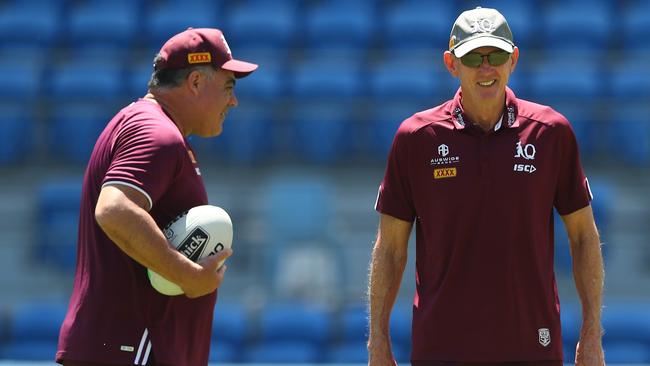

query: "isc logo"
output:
513 164 536 173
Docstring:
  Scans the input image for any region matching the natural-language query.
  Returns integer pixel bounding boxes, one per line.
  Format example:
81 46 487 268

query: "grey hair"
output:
147 54 216 90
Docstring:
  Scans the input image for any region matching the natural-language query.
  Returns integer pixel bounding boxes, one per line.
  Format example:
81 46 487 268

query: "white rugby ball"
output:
148 205 233 296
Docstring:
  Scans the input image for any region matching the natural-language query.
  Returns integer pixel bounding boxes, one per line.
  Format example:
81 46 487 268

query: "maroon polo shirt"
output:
57 99 214 366
376 87 591 362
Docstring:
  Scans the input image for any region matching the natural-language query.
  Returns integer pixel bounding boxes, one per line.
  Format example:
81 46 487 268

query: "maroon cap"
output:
154 28 258 78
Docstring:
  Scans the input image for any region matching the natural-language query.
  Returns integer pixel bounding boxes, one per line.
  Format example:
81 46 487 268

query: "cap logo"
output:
188 52 211 64
469 18 496 34
220 34 232 56
449 35 456 50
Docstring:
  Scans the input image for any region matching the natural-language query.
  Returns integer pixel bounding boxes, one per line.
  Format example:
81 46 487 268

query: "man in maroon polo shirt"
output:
368 7 605 366
56 28 257 366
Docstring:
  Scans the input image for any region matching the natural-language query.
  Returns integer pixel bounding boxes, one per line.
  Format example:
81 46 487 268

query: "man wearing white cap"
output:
56 28 257 366
368 7 604 366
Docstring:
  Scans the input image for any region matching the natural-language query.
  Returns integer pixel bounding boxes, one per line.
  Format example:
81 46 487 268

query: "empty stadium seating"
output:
0 0 643 169
36 180 82 271
1 1 649 364
0 105 34 165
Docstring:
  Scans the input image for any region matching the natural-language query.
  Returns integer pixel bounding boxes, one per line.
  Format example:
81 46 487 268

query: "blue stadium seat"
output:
560 303 581 349
390 304 412 353
48 103 111 164
610 56 650 101
225 2 297 48
550 102 600 158
0 340 58 361
0 2 62 47
143 1 220 49
621 2 650 51
243 341 321 363
126 61 154 99
211 302 248 347
367 102 418 159
541 1 613 51
8 301 68 342
37 180 83 270
290 51 364 99
0 105 34 165
190 100 276 164
258 303 332 346
262 173 334 242
304 2 375 50
326 341 368 363
369 58 442 101
230 48 286 101
66 1 139 48
604 341 650 363
382 1 455 50
0 60 43 102
208 341 237 363
341 304 368 343
606 105 650 166
48 61 124 102
218 101 276 163
602 302 650 346
289 102 357 164
528 56 601 102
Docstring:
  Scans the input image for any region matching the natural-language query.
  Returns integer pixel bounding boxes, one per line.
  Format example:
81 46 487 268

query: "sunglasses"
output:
459 51 510 68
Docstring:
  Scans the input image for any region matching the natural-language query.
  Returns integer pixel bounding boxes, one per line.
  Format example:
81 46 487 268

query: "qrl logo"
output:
515 141 536 160
469 18 496 33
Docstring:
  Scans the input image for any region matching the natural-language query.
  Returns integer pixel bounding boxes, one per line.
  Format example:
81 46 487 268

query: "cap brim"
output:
452 37 514 57
222 59 258 78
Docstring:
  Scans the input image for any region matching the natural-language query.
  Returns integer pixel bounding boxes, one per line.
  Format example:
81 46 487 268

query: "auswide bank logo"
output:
431 144 460 166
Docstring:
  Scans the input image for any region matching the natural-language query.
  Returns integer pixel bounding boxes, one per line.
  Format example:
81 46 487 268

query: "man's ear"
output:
443 51 459 77
509 47 519 74
186 69 203 95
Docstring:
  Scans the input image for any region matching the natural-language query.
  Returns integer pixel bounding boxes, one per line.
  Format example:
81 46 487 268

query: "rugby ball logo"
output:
148 205 233 296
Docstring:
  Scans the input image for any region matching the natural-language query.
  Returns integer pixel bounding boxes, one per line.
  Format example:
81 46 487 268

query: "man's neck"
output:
144 92 188 137
461 95 506 132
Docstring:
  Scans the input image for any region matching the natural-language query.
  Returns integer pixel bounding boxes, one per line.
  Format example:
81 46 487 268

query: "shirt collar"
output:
449 87 520 130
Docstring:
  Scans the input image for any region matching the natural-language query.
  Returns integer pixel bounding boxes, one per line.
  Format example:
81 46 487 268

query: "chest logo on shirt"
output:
434 167 457 179
538 328 551 347
513 140 537 174
430 144 460 166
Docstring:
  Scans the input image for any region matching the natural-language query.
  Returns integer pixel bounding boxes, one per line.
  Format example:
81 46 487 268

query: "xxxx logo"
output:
188 52 211 64
434 167 457 179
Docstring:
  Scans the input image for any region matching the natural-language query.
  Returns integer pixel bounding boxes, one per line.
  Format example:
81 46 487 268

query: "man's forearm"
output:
95 186 200 287
571 230 604 334
368 238 407 346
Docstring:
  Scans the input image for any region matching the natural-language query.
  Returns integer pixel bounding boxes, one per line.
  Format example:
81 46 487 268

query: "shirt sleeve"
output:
375 120 416 222
553 117 592 216
102 118 183 210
